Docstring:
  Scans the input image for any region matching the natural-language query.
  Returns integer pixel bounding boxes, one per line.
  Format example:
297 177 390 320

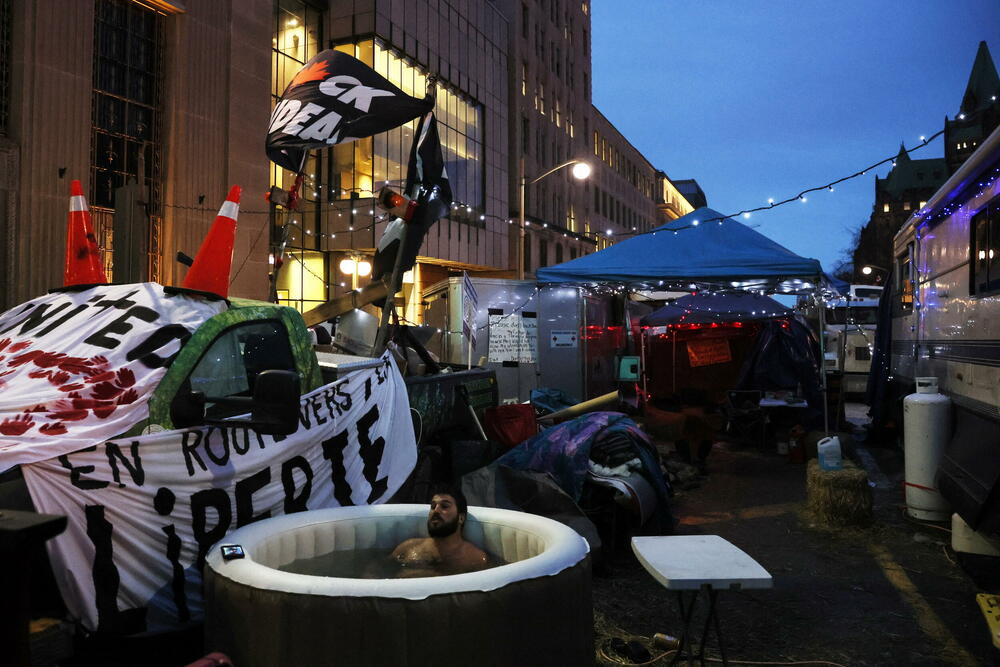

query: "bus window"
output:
971 195 1000 295
895 243 915 315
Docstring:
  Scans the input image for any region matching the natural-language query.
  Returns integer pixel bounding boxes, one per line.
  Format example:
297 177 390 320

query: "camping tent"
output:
641 293 791 327
536 207 822 293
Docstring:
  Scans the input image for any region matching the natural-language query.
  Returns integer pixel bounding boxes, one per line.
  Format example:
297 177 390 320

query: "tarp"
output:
536 207 822 293
641 293 791 327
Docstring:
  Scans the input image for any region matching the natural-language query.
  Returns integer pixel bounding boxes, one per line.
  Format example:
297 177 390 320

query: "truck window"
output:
182 321 296 418
971 195 1000 295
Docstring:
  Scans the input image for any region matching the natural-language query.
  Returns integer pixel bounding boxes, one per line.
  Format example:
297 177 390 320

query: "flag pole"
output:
269 152 308 303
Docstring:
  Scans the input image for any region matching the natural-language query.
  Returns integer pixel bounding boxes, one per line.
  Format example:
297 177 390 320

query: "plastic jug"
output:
817 436 843 471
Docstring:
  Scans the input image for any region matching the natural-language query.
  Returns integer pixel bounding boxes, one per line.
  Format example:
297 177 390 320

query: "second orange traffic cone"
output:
182 185 241 298
64 180 107 287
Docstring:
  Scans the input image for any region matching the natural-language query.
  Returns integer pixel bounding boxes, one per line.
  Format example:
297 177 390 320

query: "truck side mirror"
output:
249 369 300 435
169 370 301 435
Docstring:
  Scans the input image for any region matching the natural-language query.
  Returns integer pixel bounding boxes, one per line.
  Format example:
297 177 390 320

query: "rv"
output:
888 123 1000 539
799 284 882 394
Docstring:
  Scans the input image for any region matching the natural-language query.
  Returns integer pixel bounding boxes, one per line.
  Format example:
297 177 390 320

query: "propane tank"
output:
903 377 952 520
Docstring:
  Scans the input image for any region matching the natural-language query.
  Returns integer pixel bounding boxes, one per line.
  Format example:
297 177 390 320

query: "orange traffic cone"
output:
64 180 107 287
182 185 241 298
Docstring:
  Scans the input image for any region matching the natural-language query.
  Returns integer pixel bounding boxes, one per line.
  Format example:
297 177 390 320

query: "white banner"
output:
0 284 225 469
22 355 416 634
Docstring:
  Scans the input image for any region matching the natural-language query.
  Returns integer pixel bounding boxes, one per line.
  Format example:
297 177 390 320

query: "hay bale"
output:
806 459 872 526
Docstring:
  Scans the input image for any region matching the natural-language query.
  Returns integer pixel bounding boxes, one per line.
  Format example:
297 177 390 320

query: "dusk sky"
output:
590 1 1000 275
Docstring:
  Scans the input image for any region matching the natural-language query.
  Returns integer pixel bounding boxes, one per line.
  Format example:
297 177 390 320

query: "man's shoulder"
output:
392 537 430 555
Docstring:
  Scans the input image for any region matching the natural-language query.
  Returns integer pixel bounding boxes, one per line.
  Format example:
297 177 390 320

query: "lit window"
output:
919 201 926 208
522 62 527 96
904 201 911 211
883 203 890 213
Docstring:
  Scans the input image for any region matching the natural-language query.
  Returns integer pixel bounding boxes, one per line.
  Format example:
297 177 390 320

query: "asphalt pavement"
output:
593 406 998 666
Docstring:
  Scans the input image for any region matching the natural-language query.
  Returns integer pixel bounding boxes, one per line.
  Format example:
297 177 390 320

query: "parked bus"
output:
885 123 1000 539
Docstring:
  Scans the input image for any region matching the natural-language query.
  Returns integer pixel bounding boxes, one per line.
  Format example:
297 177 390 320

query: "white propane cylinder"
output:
903 377 952 520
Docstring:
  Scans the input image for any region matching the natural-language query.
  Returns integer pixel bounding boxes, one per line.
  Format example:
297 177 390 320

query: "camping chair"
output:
722 390 766 447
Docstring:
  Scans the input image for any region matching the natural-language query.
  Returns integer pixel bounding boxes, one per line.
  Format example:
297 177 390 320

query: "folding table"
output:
632 535 772 666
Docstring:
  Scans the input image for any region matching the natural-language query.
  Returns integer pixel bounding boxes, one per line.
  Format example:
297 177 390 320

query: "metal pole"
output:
372 243 406 357
818 288 830 434
518 156 526 280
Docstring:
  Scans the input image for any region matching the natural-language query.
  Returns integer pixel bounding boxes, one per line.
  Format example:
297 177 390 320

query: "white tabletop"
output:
631 535 773 591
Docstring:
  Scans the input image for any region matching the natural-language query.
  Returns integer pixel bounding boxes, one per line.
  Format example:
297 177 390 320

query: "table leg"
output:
669 587 728 667
701 588 729 665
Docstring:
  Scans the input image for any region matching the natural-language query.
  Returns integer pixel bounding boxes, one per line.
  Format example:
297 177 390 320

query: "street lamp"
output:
861 264 888 283
518 157 591 279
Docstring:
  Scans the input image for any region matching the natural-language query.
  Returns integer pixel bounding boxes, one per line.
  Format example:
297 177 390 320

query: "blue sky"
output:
590 1 1000 273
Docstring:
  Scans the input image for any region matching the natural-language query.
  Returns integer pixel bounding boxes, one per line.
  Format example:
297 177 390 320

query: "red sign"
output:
687 338 732 367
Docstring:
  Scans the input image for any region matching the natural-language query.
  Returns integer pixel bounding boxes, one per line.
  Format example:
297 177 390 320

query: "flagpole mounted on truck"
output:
265 52 451 352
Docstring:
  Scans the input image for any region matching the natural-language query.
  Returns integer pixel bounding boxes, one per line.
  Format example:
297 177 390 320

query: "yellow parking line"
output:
869 543 976 665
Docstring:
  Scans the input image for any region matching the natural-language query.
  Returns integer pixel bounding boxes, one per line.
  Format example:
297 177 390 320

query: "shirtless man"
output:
390 485 490 577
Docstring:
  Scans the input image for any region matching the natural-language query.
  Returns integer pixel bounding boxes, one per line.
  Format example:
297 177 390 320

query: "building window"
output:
0 0 9 135
345 40 485 210
273 0 323 280
903 201 911 211
883 203 890 213
92 0 164 280
538 82 545 115
581 1 589 14
919 201 927 209
567 203 577 232
554 98 561 128
522 61 528 96
971 196 1000 295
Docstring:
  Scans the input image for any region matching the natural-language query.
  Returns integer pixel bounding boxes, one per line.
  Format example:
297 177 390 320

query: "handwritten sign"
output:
687 338 732 367
487 312 537 363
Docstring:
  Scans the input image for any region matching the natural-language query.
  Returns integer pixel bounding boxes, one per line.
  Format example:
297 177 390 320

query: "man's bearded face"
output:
427 494 462 537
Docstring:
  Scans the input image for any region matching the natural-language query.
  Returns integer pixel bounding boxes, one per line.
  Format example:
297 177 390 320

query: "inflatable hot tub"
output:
205 504 592 666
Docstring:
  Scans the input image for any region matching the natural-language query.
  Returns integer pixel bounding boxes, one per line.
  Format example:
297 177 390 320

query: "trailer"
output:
422 278 645 403
886 123 1000 537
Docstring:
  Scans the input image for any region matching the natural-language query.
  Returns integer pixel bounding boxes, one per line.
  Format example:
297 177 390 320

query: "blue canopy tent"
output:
536 207 832 431
536 207 823 293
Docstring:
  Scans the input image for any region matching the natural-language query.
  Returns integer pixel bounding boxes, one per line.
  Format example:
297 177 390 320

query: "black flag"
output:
371 112 453 285
266 50 433 172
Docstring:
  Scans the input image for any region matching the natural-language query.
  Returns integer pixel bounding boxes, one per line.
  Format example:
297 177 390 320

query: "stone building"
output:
851 40 999 283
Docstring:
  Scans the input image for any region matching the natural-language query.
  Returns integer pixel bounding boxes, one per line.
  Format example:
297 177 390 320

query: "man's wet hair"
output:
430 483 468 516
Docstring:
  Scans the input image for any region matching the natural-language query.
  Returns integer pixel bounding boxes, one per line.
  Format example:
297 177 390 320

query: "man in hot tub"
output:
390 485 491 577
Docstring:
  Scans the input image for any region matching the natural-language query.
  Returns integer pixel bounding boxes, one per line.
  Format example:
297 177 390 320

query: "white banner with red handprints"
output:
0 284 225 469
22 355 416 634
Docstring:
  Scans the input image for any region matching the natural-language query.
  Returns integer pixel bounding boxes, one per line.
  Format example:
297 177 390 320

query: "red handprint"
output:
117 389 139 405
91 382 124 400
39 422 67 435
34 352 68 368
0 414 35 436
115 368 136 388
46 410 89 421
8 341 31 353
93 403 117 418
85 371 115 384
